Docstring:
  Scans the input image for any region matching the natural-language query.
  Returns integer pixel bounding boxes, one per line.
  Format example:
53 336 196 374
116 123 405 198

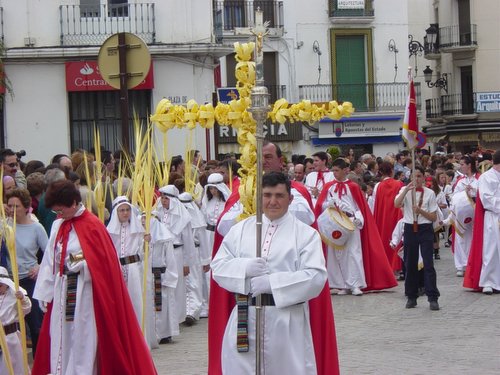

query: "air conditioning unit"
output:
24 37 36 47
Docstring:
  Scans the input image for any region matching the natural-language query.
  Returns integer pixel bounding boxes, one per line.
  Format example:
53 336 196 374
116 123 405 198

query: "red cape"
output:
373 178 404 271
208 184 339 375
463 193 485 290
315 179 398 291
32 210 157 375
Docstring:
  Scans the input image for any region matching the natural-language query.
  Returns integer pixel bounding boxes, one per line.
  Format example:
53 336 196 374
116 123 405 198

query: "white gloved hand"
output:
250 275 272 297
338 201 353 215
245 258 268 278
39 300 48 313
353 217 362 229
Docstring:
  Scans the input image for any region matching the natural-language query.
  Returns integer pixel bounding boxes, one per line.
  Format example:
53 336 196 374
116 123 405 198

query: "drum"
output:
451 190 475 237
317 206 355 249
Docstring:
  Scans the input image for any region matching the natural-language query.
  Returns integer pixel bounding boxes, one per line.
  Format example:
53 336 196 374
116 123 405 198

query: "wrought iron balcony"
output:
213 0 283 39
59 3 155 46
329 0 374 18
298 82 420 112
426 92 477 120
439 24 477 50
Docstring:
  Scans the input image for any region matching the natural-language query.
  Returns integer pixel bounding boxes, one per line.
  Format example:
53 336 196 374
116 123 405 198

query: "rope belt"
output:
152 267 166 311
119 254 141 266
206 224 216 232
3 322 20 335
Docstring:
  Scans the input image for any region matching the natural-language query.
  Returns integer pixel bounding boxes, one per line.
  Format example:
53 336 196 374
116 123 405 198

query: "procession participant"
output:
148 203 178 345
316 158 397 294
293 163 306 184
394 166 440 311
371 162 405 274
106 196 146 323
305 151 334 203
32 180 156 375
0 266 31 375
209 143 339 375
464 150 500 294
211 172 328 374
451 155 480 270
200 173 231 318
178 192 211 325
5 188 48 355
156 185 196 329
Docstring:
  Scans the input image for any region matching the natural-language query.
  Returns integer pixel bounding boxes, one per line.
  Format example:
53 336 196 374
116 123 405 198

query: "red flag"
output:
402 80 419 149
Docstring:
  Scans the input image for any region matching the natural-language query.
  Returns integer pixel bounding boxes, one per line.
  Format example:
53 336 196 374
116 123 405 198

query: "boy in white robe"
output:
211 172 327 374
0 267 31 375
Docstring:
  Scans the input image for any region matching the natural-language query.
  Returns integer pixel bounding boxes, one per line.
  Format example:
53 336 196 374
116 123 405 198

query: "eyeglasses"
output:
5 162 17 168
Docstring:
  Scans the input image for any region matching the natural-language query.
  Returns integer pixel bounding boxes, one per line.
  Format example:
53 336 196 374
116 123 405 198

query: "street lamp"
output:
424 24 439 54
408 34 424 76
423 65 448 93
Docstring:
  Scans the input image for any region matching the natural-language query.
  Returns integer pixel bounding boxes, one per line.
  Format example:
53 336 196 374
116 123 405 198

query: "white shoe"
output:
456 270 464 277
483 287 493 295
337 289 349 295
351 287 363 296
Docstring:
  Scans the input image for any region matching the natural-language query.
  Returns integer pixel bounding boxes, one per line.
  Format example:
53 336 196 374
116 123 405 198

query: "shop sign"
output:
476 92 500 112
65 61 154 92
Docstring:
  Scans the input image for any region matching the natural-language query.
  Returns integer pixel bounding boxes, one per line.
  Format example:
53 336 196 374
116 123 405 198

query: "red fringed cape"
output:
208 182 339 375
32 209 157 375
315 179 398 291
373 178 404 271
463 193 485 290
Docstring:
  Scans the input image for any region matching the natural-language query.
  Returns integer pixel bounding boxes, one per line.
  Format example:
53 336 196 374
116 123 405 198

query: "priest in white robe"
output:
211 172 327 375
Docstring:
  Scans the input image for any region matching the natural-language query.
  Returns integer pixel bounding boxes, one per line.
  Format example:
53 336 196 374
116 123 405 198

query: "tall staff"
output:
248 8 269 375
401 68 420 231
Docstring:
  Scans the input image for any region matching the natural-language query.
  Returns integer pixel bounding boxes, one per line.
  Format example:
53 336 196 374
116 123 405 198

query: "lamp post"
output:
408 34 424 76
423 65 448 93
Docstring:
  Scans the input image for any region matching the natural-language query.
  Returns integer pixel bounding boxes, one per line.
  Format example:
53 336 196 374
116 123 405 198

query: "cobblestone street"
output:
153 243 500 374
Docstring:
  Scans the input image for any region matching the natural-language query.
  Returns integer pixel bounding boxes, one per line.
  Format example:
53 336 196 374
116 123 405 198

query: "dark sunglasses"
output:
5 162 18 168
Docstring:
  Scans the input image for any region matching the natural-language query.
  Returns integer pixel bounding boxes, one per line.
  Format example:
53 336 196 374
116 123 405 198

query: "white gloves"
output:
250 275 271 297
245 258 268 278
39 300 48 313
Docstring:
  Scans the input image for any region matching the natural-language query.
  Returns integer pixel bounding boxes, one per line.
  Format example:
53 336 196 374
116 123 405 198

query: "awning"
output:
482 132 500 142
429 135 447 143
311 135 402 146
448 133 478 143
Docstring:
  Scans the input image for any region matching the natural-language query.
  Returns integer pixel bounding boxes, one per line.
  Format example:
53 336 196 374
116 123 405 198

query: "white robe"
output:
34 207 98 375
319 181 366 290
211 212 326 375
0 288 31 375
305 171 334 205
478 168 500 289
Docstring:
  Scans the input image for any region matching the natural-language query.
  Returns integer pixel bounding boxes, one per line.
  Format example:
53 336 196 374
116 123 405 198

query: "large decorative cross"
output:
150 12 354 218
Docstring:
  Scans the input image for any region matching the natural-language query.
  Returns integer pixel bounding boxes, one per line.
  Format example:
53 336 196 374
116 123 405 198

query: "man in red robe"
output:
372 161 404 273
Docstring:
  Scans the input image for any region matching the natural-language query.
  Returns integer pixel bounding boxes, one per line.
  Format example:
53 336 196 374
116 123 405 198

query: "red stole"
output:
208 184 340 375
463 192 485 290
315 179 398 291
373 178 404 271
32 210 157 375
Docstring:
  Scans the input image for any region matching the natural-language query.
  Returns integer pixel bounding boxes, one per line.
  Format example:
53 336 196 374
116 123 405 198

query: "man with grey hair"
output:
37 167 67 234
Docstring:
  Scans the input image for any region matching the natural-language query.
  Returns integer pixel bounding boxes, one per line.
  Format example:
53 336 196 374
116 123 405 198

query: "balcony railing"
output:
329 0 374 17
220 84 286 104
213 0 283 35
439 24 477 49
59 3 155 46
298 82 420 112
0 7 3 42
426 93 476 119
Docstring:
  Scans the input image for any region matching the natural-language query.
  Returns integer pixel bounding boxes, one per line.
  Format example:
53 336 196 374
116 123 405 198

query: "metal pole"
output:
249 8 269 375
118 32 130 151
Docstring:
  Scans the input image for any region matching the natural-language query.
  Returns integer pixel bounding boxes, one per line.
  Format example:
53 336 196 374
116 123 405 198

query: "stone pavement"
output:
152 243 500 374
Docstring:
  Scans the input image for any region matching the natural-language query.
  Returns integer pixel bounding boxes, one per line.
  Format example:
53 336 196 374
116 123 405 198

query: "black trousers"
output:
403 223 440 301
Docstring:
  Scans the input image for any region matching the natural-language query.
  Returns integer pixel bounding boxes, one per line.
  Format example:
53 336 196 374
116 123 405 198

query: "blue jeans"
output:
20 277 43 356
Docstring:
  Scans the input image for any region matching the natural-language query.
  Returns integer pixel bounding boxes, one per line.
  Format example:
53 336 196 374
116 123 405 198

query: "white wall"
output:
4 62 70 164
